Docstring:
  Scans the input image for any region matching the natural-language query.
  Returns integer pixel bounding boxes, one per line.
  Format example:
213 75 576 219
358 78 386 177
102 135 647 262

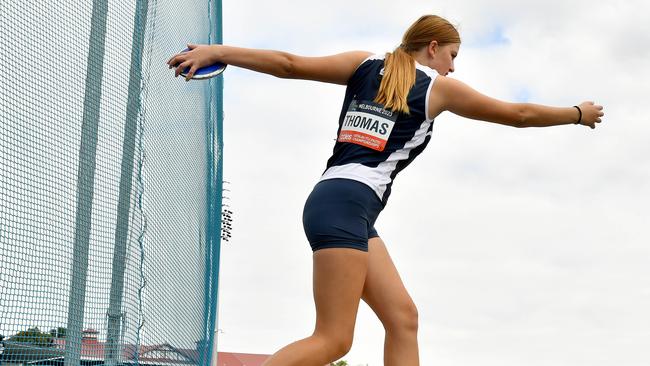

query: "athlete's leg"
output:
261 248 368 366
362 237 419 366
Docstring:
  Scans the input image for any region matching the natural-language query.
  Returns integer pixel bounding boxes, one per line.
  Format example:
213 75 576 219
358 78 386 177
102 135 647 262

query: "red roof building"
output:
2 328 270 366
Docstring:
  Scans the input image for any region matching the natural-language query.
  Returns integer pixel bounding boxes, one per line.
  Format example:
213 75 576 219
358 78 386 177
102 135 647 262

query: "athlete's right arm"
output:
427 75 604 129
167 44 372 85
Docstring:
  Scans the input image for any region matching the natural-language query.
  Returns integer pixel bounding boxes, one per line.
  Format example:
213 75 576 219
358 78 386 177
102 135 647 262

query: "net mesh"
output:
0 0 222 365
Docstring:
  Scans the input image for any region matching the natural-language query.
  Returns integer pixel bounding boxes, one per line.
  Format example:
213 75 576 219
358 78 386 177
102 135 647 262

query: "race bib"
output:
338 100 397 151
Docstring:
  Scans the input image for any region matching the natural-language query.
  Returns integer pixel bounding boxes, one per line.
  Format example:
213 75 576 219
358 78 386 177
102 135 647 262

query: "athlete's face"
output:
429 42 460 76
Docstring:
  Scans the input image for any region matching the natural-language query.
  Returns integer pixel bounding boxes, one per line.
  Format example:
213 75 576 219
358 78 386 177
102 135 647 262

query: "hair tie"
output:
573 105 582 125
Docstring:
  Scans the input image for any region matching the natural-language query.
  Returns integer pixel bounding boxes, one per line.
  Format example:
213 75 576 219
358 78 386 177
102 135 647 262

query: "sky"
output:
211 1 650 365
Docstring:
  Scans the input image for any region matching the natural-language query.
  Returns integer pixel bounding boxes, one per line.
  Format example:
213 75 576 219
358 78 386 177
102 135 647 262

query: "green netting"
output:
0 0 223 365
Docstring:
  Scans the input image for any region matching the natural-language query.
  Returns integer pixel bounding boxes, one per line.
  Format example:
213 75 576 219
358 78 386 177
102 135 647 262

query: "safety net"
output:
0 0 223 365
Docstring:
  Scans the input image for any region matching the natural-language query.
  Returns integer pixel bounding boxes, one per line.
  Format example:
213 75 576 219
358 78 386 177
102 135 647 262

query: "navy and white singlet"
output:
303 54 439 252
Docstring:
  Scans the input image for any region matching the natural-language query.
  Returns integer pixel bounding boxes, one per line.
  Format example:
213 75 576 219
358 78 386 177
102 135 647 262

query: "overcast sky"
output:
213 1 649 365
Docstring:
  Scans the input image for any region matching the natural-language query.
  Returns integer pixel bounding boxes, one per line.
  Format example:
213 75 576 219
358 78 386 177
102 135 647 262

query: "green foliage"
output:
330 361 349 366
49 327 66 338
9 327 53 346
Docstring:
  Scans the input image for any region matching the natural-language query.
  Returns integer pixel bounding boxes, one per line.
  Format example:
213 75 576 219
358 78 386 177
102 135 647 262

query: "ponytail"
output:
374 47 416 114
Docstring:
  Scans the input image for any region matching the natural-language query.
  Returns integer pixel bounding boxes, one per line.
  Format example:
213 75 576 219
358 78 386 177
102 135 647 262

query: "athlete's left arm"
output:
168 44 371 84
427 75 603 128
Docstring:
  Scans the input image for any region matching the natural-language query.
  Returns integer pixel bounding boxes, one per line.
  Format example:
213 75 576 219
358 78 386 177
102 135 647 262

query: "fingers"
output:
175 61 190 77
167 49 189 65
167 48 197 81
166 56 177 68
167 53 186 69
167 44 211 81
593 106 604 124
166 54 175 65
185 66 198 81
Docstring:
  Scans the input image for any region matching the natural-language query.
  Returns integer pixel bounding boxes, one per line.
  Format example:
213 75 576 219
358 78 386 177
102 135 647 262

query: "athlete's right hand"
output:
167 43 221 81
577 101 604 129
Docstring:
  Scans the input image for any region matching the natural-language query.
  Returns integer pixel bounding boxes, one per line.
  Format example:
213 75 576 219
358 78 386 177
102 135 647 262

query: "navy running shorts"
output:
302 178 383 252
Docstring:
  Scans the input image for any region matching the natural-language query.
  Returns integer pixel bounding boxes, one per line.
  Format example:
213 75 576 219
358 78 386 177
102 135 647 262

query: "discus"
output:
176 47 227 80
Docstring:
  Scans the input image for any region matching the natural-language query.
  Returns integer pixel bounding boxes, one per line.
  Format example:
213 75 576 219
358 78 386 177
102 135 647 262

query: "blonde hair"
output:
374 15 461 114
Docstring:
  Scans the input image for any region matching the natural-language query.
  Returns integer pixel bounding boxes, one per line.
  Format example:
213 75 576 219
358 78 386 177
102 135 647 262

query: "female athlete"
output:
167 14 604 366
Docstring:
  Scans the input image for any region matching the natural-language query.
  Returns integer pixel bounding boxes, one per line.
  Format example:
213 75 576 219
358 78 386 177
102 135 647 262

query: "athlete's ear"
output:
427 40 439 59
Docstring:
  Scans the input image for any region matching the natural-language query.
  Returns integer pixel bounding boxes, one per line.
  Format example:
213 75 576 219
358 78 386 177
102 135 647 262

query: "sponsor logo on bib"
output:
338 100 396 151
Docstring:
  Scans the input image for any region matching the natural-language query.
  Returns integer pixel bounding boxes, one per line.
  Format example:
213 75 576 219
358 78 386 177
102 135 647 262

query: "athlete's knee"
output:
313 331 354 360
332 335 354 360
384 300 418 335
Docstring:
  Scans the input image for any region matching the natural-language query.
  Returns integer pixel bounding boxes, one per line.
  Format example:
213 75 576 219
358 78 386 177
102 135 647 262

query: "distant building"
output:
0 329 269 366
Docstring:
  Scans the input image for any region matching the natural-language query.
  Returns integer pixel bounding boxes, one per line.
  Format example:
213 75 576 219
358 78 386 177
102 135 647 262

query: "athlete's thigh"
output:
362 237 416 328
312 248 369 337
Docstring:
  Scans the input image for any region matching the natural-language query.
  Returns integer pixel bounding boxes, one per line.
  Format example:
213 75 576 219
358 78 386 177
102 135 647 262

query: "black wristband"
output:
573 105 582 125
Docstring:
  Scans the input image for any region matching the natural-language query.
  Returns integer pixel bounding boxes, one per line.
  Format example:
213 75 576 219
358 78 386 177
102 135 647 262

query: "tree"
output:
49 327 66 338
9 327 53 346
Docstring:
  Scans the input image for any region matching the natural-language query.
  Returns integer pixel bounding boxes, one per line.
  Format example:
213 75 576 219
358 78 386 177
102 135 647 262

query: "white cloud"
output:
216 1 650 365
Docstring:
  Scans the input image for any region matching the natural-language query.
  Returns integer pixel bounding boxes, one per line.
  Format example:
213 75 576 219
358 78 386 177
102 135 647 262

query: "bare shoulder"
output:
427 76 475 117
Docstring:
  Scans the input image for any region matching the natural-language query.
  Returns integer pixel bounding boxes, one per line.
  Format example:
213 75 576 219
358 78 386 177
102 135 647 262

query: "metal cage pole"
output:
207 0 224 365
64 1 109 365
104 0 149 364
